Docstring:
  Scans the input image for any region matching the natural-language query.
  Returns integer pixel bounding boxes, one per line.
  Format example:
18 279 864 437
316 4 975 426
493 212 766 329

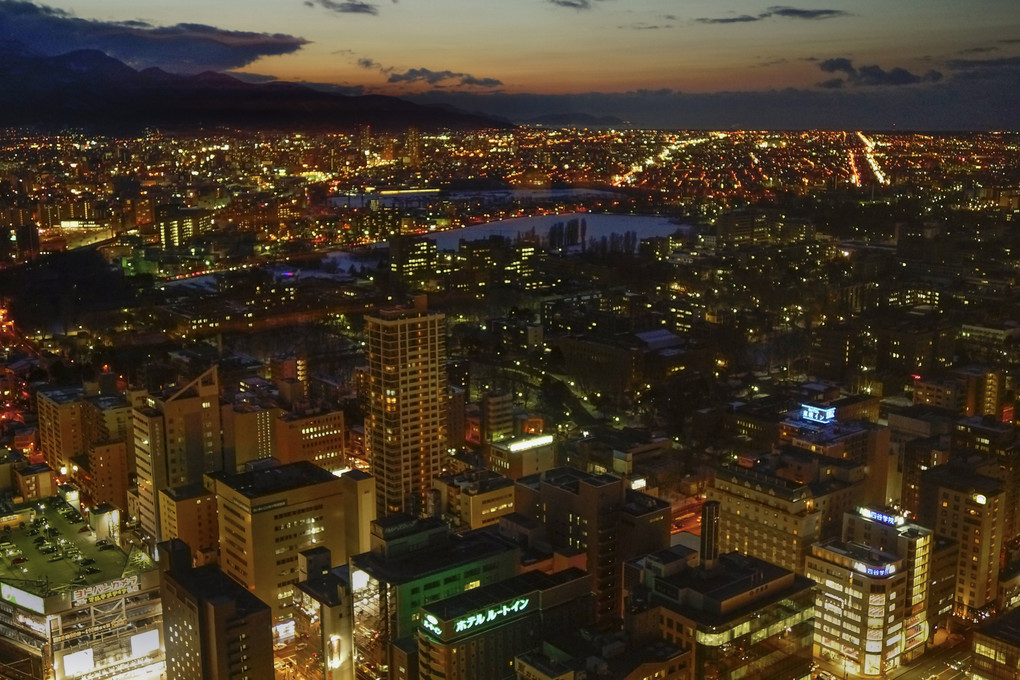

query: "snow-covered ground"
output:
428 212 693 250
164 212 693 284
329 187 621 208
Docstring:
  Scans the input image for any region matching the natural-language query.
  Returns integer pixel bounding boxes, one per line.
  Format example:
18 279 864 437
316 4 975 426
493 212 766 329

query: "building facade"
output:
207 462 355 630
365 301 448 517
806 507 932 678
159 539 274 680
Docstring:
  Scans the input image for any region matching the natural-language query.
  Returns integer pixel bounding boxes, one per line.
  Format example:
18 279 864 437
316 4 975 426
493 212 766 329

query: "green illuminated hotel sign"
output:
454 597 530 632
422 614 442 636
421 596 532 638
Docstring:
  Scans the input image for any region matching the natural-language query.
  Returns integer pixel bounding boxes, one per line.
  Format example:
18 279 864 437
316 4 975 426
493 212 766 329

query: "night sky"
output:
2 0 1019 128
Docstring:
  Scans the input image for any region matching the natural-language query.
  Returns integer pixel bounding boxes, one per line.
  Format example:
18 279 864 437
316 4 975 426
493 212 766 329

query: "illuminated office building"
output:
36 386 84 477
349 515 519 680
132 367 222 548
972 607 1020 680
487 434 556 480
481 390 514 444
365 299 447 517
432 470 515 530
919 465 1004 619
221 401 280 469
416 569 593 680
159 539 273 680
207 462 372 632
514 467 670 624
276 408 347 474
806 507 933 678
779 404 893 507
626 504 815 680
389 235 438 288
708 449 866 574
293 548 357 680
158 483 219 566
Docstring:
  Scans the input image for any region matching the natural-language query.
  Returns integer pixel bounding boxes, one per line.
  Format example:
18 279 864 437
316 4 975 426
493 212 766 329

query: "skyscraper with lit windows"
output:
365 298 447 516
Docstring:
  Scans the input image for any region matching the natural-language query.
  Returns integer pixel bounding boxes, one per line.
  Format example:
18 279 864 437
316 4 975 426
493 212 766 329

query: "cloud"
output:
696 14 759 24
959 46 998 54
459 75 502 87
0 0 307 72
817 58 941 87
856 65 935 86
306 0 378 15
766 6 847 19
753 58 788 68
386 67 502 88
820 57 856 75
546 0 609 9
388 68 455 85
697 5 849 24
619 22 673 30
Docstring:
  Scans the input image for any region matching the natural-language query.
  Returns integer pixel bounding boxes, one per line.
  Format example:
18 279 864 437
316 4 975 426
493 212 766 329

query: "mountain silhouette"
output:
0 44 506 132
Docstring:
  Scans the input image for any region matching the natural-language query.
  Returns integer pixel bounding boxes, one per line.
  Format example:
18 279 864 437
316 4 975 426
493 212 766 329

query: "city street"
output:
816 639 969 680
895 642 969 680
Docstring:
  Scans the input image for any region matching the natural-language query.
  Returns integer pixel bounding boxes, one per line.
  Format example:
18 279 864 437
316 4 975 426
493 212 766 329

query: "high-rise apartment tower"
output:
365 299 447 516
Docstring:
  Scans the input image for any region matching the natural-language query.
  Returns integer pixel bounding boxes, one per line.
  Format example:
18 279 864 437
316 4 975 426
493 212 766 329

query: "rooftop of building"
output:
515 650 575 678
161 481 213 502
421 567 588 622
886 403 958 423
343 468 373 482
541 631 687 677
36 385 84 404
278 407 344 423
210 460 338 499
0 495 155 598
166 562 270 618
371 513 446 539
976 606 1020 647
774 445 865 471
83 393 129 410
297 565 349 608
714 462 816 503
783 417 881 444
921 464 1004 495
352 525 516 585
954 364 1001 376
622 489 671 517
813 538 901 570
228 399 277 414
634 544 697 570
828 394 877 408
636 551 814 627
368 304 443 322
727 394 797 421
17 462 52 476
716 456 861 503
956 415 1015 436
516 466 620 494
435 470 514 495
604 640 689 677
